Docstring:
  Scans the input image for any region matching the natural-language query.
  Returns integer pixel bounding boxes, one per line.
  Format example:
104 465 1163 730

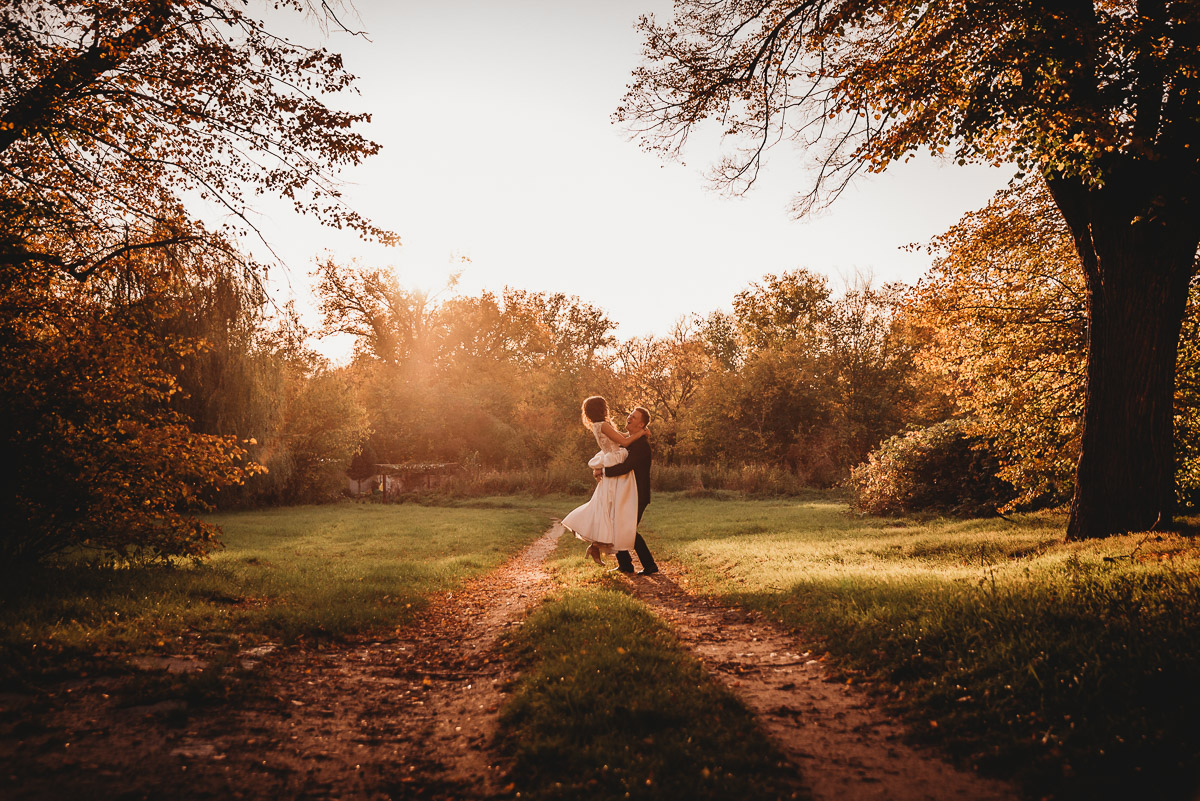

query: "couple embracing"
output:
562 396 658 576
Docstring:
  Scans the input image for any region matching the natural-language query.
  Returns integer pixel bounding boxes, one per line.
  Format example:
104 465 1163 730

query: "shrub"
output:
849 418 1014 517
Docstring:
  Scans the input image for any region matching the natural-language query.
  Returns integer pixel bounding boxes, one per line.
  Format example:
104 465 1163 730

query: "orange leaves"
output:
621 0 1189 205
902 179 1089 507
2 0 395 280
0 259 257 565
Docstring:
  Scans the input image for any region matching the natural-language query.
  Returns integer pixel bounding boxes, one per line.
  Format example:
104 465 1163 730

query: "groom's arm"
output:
604 439 648 478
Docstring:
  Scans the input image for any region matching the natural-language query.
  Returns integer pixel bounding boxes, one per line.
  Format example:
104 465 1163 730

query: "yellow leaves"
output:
4 1 395 277
903 177 1088 506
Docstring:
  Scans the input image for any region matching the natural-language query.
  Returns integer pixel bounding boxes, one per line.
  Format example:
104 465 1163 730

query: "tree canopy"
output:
618 0 1200 208
0 0 396 279
619 0 1200 537
0 1 391 563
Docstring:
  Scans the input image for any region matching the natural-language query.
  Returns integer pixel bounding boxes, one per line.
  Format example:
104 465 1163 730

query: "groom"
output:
594 406 659 576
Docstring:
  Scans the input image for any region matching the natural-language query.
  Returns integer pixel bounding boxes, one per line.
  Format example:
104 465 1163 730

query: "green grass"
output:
637 494 1200 801
0 499 557 687
499 585 803 801
494 522 805 800
9 490 1199 800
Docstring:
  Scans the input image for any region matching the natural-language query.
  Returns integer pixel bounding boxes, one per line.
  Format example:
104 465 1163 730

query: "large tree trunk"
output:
1069 238 1193 538
1047 172 1199 539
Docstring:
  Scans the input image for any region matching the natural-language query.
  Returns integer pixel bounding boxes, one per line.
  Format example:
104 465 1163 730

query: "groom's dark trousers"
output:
603 435 658 573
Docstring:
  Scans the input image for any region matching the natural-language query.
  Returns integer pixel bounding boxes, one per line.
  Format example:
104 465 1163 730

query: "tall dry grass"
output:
415 462 814 499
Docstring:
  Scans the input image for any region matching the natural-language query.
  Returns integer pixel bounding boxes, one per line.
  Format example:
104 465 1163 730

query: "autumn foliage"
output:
4 0 1199 566
619 0 1200 537
0 0 394 279
0 261 255 564
0 1 389 563
900 179 1200 512
312 258 946 491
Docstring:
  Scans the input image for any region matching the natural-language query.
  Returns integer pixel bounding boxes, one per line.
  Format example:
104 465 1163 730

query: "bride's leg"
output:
585 543 604 566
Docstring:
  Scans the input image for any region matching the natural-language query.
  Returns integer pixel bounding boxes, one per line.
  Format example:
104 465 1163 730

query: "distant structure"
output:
347 474 377 496
348 463 461 497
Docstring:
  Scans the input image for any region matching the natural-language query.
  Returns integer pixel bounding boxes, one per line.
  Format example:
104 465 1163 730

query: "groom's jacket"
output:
604 435 651 510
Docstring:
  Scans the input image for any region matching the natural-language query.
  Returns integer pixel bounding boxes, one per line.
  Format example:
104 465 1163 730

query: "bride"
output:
561 395 644 566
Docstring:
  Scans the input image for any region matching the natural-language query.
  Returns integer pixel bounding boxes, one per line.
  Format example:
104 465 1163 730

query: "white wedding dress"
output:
561 422 639 554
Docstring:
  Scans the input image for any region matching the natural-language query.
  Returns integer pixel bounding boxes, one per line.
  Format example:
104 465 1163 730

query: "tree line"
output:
301 177 1200 516
3 0 1198 564
4 176 1199 566
311 258 943 485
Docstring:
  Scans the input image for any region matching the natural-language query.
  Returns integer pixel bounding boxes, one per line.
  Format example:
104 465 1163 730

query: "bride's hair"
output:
581 395 608 427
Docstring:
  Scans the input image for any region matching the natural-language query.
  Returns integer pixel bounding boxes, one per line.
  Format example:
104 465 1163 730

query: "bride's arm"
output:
600 420 646 447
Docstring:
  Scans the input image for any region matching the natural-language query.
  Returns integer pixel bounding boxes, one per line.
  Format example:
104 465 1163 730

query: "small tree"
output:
347 442 379 485
909 179 1087 507
280 370 370 503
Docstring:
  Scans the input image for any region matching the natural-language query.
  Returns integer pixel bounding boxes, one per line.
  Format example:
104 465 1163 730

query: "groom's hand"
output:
592 468 603 480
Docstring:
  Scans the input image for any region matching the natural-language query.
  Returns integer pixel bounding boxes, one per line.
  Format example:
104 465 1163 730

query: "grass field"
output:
499 585 803 801
4 492 1198 800
0 499 556 687
634 495 1200 801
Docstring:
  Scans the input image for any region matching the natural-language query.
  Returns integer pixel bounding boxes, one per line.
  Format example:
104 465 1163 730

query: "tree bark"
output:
1047 171 1199 539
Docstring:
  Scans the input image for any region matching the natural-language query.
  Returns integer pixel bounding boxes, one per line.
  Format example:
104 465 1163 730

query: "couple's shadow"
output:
605 567 683 599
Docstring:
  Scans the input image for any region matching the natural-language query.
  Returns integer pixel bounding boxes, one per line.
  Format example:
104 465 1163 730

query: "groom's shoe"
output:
610 566 635 575
637 567 659 576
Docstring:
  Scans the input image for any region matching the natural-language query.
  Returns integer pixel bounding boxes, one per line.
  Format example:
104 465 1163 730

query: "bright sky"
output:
253 0 1015 358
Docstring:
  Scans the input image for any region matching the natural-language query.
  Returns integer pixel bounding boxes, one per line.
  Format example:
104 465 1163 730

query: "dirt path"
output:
3 522 1018 801
0 524 566 801
623 569 1017 801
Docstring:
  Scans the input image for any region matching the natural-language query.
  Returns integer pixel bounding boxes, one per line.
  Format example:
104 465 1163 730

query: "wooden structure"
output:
374 462 461 495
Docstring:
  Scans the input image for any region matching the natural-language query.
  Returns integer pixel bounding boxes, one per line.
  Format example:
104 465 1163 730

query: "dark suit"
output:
603 434 657 573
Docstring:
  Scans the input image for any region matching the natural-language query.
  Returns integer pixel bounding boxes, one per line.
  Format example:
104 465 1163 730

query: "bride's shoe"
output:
585 544 604 566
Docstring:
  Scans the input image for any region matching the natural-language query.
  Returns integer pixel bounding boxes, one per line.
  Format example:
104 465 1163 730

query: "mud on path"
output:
623 570 1017 801
0 524 566 801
